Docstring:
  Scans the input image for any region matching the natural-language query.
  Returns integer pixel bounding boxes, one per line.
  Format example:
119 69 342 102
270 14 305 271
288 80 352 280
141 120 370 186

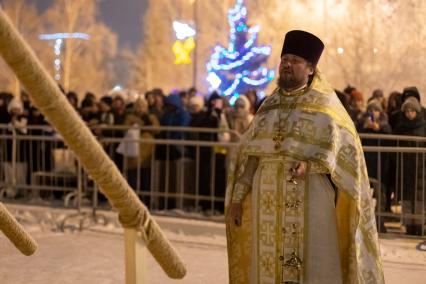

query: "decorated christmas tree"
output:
206 0 274 102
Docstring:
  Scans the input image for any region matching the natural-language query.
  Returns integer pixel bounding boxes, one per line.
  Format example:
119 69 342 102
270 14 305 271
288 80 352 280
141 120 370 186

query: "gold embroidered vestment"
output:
225 71 385 284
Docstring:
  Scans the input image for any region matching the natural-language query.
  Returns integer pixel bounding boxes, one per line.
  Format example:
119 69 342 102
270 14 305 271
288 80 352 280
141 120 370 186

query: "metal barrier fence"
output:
0 124 241 216
360 133 426 237
0 124 425 237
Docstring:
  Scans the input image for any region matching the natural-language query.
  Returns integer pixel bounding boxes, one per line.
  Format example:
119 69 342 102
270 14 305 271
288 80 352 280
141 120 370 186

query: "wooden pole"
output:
0 7 186 279
0 202 37 255
124 229 148 284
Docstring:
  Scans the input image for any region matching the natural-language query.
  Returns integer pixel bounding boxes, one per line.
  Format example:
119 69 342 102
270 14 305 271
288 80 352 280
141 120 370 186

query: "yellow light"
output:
172 37 195 65
337 47 344 54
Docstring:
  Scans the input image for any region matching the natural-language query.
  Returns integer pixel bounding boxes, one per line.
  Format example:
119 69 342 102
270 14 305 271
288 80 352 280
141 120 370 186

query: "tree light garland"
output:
206 0 274 100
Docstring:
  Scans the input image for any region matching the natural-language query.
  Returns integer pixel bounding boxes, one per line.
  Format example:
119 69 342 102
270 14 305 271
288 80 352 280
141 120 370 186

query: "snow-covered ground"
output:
0 205 425 284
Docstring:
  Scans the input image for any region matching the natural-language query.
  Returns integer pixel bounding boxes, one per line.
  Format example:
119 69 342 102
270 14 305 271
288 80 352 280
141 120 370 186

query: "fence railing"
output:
0 125 424 237
359 133 426 237
0 124 241 215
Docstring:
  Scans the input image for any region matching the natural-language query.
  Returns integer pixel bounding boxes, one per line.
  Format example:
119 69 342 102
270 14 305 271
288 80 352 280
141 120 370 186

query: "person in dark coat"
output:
369 89 387 113
384 91 404 213
27 103 51 176
0 93 11 189
93 96 115 162
109 94 127 168
149 88 165 120
393 97 426 235
80 92 99 124
157 93 191 150
66 91 79 110
387 91 403 130
4 98 28 197
189 92 230 213
347 89 365 122
187 95 206 143
357 99 391 176
0 92 11 125
154 94 191 209
112 95 126 126
357 99 391 218
335 89 350 112
99 96 114 123
401 86 426 120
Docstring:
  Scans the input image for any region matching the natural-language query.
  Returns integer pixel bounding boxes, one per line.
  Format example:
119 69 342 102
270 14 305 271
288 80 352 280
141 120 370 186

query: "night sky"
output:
33 0 148 50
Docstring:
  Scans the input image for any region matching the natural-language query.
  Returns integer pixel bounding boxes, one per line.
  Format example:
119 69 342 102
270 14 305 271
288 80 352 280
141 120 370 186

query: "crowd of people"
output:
0 86 258 139
0 84 424 232
337 85 425 235
0 86 257 214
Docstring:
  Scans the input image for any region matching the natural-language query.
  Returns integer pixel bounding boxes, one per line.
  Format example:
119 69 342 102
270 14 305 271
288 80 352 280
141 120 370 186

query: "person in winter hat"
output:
228 95 254 135
393 96 425 236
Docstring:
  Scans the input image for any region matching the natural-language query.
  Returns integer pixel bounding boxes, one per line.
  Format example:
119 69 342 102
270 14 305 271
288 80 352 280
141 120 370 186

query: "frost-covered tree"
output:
43 0 118 96
0 0 44 95
133 0 426 99
323 0 426 99
130 0 232 94
246 0 426 99
131 0 187 93
125 46 149 93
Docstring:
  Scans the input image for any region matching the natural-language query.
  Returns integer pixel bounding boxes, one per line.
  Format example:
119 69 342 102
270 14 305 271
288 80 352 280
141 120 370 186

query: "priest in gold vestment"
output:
225 30 384 284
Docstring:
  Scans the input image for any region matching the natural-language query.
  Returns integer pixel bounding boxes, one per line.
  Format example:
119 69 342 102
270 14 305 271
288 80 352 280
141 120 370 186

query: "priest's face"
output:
278 54 314 90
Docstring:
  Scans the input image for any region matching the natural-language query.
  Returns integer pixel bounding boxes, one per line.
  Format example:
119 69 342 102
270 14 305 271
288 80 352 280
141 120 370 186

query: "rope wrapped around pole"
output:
0 8 186 279
0 202 37 255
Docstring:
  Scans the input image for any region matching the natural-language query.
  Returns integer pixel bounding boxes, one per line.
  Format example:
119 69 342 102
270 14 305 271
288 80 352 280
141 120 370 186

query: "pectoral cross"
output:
273 131 284 150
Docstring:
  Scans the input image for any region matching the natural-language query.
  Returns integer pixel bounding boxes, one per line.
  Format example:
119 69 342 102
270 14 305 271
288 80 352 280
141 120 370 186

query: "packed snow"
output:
0 205 424 283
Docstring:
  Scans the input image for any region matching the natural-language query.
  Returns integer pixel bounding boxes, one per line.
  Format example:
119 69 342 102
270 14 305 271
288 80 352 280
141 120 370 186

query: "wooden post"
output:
124 228 148 284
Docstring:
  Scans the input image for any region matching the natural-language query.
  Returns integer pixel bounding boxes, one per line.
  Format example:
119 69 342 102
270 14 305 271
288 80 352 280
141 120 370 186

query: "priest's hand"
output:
226 202 243 227
290 161 308 178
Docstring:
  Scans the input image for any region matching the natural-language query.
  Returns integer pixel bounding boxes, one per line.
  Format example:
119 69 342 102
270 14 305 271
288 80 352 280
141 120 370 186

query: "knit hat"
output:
189 95 204 109
281 30 324 66
164 94 182 108
208 91 221 103
367 99 383 112
402 86 421 103
344 85 356 95
401 97 421 113
350 90 364 102
100 96 113 106
372 89 384 99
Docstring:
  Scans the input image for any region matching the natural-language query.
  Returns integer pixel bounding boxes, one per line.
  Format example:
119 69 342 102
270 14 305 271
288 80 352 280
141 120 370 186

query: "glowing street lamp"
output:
39 32 90 85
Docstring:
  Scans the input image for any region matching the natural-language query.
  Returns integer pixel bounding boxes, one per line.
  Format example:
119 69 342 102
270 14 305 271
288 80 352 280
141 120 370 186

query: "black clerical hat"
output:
281 30 324 66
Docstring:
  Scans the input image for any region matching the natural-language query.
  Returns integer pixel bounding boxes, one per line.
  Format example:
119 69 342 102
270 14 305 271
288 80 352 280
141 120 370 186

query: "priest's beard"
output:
278 74 305 90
